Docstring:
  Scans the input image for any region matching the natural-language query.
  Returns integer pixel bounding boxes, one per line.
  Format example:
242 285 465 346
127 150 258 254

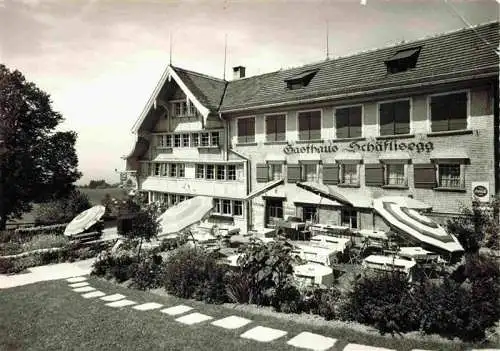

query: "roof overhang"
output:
122 137 150 160
131 65 211 134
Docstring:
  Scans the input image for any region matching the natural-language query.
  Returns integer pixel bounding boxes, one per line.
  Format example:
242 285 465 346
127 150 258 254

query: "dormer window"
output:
385 47 421 74
284 69 318 90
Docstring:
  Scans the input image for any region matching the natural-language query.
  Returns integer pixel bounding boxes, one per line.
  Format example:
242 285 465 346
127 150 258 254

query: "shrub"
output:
236 239 300 310
163 247 228 303
21 234 68 252
34 189 92 226
0 258 14 274
129 254 164 290
0 242 22 256
315 287 343 320
340 271 421 336
225 270 254 304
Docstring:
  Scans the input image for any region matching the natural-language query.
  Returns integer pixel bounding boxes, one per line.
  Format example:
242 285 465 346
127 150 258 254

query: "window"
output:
214 199 221 213
169 163 177 177
191 133 199 147
161 163 168 177
216 165 225 180
385 47 421 74
201 132 209 146
298 111 321 140
430 92 467 132
302 206 317 222
211 132 219 146
267 199 283 225
340 164 359 185
301 163 318 182
385 164 406 186
174 102 182 117
222 200 231 215
195 164 205 179
341 209 358 229
237 117 255 144
284 69 318 90
438 164 463 188
157 135 164 147
379 100 410 136
154 163 161 176
268 163 283 181
187 102 196 116
227 165 236 180
336 106 362 139
266 114 286 142
172 101 189 117
182 134 190 147
165 134 172 147
233 201 243 216
174 134 181 147
206 164 215 179
178 164 185 178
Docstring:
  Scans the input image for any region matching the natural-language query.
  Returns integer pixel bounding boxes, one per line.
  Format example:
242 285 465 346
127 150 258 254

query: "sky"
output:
1 0 498 185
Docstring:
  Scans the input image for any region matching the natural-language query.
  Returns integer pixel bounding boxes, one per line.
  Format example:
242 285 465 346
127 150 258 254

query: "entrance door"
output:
265 199 284 227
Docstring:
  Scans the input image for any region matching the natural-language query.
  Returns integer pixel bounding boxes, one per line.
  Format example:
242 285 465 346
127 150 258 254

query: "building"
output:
125 22 499 242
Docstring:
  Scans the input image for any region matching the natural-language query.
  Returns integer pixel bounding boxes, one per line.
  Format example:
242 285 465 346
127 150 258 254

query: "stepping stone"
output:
105 299 137 308
81 291 106 299
211 316 252 330
160 305 193 316
69 282 89 288
287 331 337 351
343 344 395 351
175 312 213 325
240 326 287 343
67 276 87 283
73 286 96 293
133 302 163 311
101 294 126 302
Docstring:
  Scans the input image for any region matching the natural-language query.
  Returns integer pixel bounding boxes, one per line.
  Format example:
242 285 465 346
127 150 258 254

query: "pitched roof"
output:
220 21 499 112
171 66 227 111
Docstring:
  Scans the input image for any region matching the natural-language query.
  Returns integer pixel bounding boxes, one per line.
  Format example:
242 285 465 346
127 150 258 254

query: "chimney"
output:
232 66 246 80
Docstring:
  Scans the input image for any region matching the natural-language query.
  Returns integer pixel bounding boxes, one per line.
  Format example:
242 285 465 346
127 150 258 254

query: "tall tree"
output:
0 64 81 229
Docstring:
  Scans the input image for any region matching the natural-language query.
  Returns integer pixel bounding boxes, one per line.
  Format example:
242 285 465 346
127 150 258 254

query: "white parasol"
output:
64 205 106 237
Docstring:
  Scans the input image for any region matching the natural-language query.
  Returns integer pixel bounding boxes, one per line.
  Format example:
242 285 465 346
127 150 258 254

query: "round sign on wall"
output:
473 185 488 197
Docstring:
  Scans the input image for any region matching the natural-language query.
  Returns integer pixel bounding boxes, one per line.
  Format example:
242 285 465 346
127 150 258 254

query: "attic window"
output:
285 69 318 90
385 47 421 74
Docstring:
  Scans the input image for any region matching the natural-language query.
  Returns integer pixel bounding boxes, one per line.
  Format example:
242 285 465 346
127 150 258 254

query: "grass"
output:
0 277 486 351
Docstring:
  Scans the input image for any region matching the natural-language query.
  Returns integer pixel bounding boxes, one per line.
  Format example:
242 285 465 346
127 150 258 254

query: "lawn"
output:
79 187 128 206
0 277 476 351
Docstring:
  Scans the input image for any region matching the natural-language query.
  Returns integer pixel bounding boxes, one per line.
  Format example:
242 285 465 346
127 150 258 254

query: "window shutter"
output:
276 116 286 141
350 106 362 138
323 164 339 185
414 163 437 189
310 111 322 140
287 164 301 183
379 103 394 136
394 100 410 134
298 113 309 140
266 118 276 142
336 108 349 139
365 163 384 187
431 97 449 132
256 164 269 183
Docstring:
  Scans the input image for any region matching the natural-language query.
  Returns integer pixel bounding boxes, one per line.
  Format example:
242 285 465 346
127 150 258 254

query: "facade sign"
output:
283 140 434 154
472 182 490 203
120 171 138 193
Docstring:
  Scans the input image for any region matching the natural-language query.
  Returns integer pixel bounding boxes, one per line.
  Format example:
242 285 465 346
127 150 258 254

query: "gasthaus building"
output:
125 22 499 245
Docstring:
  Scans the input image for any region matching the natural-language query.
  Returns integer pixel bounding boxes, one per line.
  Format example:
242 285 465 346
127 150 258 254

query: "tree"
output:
0 64 81 229
34 189 92 225
120 202 161 259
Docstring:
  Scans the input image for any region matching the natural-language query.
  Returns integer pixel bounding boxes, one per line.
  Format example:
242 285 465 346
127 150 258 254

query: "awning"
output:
158 196 213 236
334 152 362 162
376 196 432 210
373 198 463 253
245 179 284 201
296 182 373 208
430 149 469 162
379 152 410 163
292 186 341 206
265 154 286 162
64 205 106 237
